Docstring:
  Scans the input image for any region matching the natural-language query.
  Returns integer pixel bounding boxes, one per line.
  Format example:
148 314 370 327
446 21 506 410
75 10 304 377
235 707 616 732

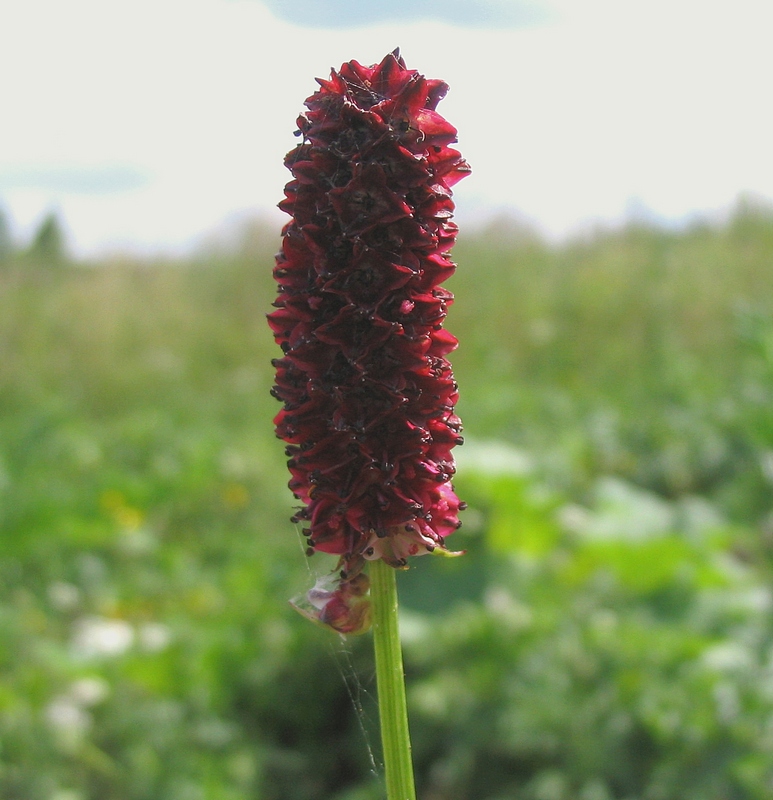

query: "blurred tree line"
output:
0 205 68 265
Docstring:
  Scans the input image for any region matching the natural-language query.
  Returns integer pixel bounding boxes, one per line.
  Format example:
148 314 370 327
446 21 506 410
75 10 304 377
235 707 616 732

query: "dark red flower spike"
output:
270 50 470 633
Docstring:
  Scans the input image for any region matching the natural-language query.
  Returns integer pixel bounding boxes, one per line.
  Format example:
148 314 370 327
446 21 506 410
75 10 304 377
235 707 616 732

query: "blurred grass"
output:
1 203 773 799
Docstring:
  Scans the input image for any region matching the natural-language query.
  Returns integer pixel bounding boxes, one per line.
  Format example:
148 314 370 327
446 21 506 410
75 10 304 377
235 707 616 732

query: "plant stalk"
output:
370 559 417 800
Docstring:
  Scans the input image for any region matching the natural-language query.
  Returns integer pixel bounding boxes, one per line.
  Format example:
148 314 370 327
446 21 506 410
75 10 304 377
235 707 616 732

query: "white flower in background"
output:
51 790 84 800
138 622 172 653
72 616 133 659
48 582 80 611
45 676 109 749
46 697 91 736
702 641 754 672
70 677 109 707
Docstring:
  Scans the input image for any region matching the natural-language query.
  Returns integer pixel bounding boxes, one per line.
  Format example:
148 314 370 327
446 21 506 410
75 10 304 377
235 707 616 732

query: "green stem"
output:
370 558 417 800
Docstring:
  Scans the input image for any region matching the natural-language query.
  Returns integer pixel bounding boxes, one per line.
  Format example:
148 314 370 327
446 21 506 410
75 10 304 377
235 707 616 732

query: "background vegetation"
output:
1 201 772 799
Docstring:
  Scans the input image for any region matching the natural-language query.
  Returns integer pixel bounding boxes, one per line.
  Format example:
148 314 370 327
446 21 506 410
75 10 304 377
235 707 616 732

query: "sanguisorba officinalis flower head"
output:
269 49 469 631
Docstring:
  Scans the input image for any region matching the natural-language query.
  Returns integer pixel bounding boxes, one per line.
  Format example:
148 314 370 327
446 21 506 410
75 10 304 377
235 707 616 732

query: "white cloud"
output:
1 0 772 254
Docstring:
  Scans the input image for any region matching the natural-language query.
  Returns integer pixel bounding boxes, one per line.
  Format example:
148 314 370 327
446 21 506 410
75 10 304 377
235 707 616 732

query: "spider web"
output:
295 526 383 789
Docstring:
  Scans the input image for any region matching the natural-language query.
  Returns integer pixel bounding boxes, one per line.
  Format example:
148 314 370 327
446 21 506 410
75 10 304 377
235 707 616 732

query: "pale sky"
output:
2 0 772 256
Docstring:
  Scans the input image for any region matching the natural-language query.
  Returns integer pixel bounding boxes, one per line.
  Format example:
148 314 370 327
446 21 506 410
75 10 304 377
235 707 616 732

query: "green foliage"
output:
0 207 13 262
26 211 68 265
2 207 773 798
402 458 772 800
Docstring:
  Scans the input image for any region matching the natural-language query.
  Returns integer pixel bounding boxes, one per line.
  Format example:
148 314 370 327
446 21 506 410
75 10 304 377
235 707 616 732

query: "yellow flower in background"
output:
100 490 144 530
222 483 250 509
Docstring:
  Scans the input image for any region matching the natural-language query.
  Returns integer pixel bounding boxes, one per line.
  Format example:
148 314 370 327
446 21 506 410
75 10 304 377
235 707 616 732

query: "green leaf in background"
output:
2 208 773 798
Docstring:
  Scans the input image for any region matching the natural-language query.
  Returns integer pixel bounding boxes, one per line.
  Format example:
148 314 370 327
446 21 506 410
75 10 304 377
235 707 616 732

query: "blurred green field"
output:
1 202 773 799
